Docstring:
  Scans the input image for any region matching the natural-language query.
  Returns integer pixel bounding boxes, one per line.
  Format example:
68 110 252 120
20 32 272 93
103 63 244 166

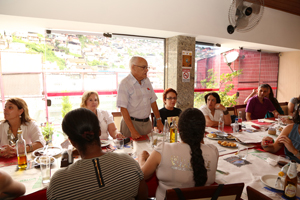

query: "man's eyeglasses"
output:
166 97 177 100
134 64 150 70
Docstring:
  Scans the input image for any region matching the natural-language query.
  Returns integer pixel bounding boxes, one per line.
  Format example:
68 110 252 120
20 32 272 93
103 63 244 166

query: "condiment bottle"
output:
169 118 178 143
16 128 28 169
283 160 297 199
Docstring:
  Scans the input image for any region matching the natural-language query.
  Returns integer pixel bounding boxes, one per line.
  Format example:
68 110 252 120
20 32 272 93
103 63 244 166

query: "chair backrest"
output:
246 186 272 200
165 183 244 200
279 102 288 115
234 104 247 121
226 106 236 116
112 112 122 130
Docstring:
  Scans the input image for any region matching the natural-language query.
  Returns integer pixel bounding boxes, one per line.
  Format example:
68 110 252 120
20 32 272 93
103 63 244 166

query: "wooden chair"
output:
246 186 272 200
234 104 247 121
279 102 288 115
112 112 122 130
226 106 236 116
165 183 244 200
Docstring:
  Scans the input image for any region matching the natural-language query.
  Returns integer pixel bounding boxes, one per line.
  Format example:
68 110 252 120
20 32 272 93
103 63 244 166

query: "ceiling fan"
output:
227 0 264 34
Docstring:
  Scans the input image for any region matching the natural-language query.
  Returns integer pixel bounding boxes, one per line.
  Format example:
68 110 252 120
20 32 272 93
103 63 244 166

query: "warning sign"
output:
182 69 190 82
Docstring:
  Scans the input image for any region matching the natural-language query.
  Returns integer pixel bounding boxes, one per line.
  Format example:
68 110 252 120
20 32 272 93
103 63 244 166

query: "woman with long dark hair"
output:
244 84 283 118
47 108 147 200
265 84 284 118
0 98 45 158
262 103 300 163
138 108 218 200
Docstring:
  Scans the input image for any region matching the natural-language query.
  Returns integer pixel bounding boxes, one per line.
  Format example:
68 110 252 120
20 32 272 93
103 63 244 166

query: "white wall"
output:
0 0 300 51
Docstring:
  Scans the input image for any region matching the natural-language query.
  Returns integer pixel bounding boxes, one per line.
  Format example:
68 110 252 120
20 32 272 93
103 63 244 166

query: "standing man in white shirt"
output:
117 56 164 139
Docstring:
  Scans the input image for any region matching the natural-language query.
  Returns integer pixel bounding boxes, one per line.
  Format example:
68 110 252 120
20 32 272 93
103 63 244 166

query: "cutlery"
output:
217 169 229 175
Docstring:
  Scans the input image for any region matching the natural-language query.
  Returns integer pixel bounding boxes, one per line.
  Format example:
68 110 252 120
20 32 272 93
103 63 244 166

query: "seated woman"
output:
0 98 45 158
288 95 300 116
199 92 231 127
80 91 124 140
153 88 181 127
0 170 25 199
47 108 147 200
261 103 300 163
244 84 284 118
138 108 218 200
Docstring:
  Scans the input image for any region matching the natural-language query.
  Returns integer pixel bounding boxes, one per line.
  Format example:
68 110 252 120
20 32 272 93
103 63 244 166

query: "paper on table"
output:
231 131 277 143
260 119 276 123
205 127 219 133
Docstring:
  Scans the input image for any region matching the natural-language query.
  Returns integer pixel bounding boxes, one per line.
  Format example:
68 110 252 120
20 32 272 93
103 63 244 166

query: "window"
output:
194 43 279 107
0 30 165 129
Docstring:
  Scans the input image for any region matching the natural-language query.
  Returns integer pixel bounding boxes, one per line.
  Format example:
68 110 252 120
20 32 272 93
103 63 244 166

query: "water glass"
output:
150 130 158 147
238 147 248 160
39 156 51 184
113 138 124 149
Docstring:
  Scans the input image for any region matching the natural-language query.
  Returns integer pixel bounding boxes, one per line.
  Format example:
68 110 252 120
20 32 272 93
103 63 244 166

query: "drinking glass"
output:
113 138 124 149
150 130 158 148
238 147 248 162
39 156 51 184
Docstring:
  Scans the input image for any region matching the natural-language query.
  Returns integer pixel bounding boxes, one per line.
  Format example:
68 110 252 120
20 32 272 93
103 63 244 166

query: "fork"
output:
217 169 229 175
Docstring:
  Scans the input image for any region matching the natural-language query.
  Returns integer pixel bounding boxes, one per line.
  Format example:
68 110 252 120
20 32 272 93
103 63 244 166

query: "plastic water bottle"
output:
218 114 224 133
233 118 239 133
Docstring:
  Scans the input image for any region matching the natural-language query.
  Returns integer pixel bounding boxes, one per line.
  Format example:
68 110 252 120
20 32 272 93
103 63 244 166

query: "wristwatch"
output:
294 150 300 157
156 117 162 121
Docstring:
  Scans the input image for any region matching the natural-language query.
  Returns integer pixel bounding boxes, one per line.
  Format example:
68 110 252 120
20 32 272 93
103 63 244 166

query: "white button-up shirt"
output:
117 73 157 119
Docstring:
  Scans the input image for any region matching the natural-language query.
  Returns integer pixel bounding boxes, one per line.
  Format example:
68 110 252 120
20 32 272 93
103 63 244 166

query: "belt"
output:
130 117 149 122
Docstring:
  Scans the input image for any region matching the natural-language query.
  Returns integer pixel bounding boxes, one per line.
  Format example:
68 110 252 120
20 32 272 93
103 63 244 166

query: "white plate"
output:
32 146 62 157
260 174 284 191
34 156 56 165
206 135 220 140
101 140 110 147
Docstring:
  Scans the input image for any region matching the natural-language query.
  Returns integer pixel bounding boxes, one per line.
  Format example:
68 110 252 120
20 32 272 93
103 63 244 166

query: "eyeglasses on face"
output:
166 97 177 100
133 64 150 70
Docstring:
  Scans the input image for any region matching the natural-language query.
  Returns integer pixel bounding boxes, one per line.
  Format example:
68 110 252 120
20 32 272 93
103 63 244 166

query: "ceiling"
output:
0 0 299 53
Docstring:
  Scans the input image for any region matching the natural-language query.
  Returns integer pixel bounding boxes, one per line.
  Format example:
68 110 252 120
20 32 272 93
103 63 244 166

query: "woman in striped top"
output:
47 108 147 200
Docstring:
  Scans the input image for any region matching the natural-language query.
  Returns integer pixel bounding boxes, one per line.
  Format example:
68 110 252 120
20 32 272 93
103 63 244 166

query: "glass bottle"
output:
238 111 243 131
169 118 178 143
16 128 27 169
218 114 224 133
163 119 170 142
283 160 297 200
233 118 239 133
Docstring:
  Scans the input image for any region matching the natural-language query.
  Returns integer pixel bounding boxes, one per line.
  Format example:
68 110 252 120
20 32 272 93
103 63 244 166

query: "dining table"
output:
0 116 298 199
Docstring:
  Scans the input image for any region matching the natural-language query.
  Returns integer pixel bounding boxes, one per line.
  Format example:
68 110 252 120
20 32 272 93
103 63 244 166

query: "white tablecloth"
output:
216 149 300 199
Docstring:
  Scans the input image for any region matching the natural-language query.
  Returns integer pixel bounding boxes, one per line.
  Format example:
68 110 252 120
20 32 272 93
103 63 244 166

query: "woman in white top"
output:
138 108 219 200
0 98 45 158
200 92 231 127
80 91 124 140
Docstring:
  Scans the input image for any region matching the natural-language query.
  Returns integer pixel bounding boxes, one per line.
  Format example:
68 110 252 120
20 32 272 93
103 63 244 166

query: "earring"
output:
19 115 21 118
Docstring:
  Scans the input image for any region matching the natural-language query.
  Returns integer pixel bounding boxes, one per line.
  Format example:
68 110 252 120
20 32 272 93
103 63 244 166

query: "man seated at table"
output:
0 170 25 199
245 84 279 121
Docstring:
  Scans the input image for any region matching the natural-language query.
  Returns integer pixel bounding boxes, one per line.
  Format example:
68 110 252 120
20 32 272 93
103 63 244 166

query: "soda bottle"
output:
238 111 243 131
218 114 224 133
169 118 178 143
283 160 297 200
16 128 28 169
